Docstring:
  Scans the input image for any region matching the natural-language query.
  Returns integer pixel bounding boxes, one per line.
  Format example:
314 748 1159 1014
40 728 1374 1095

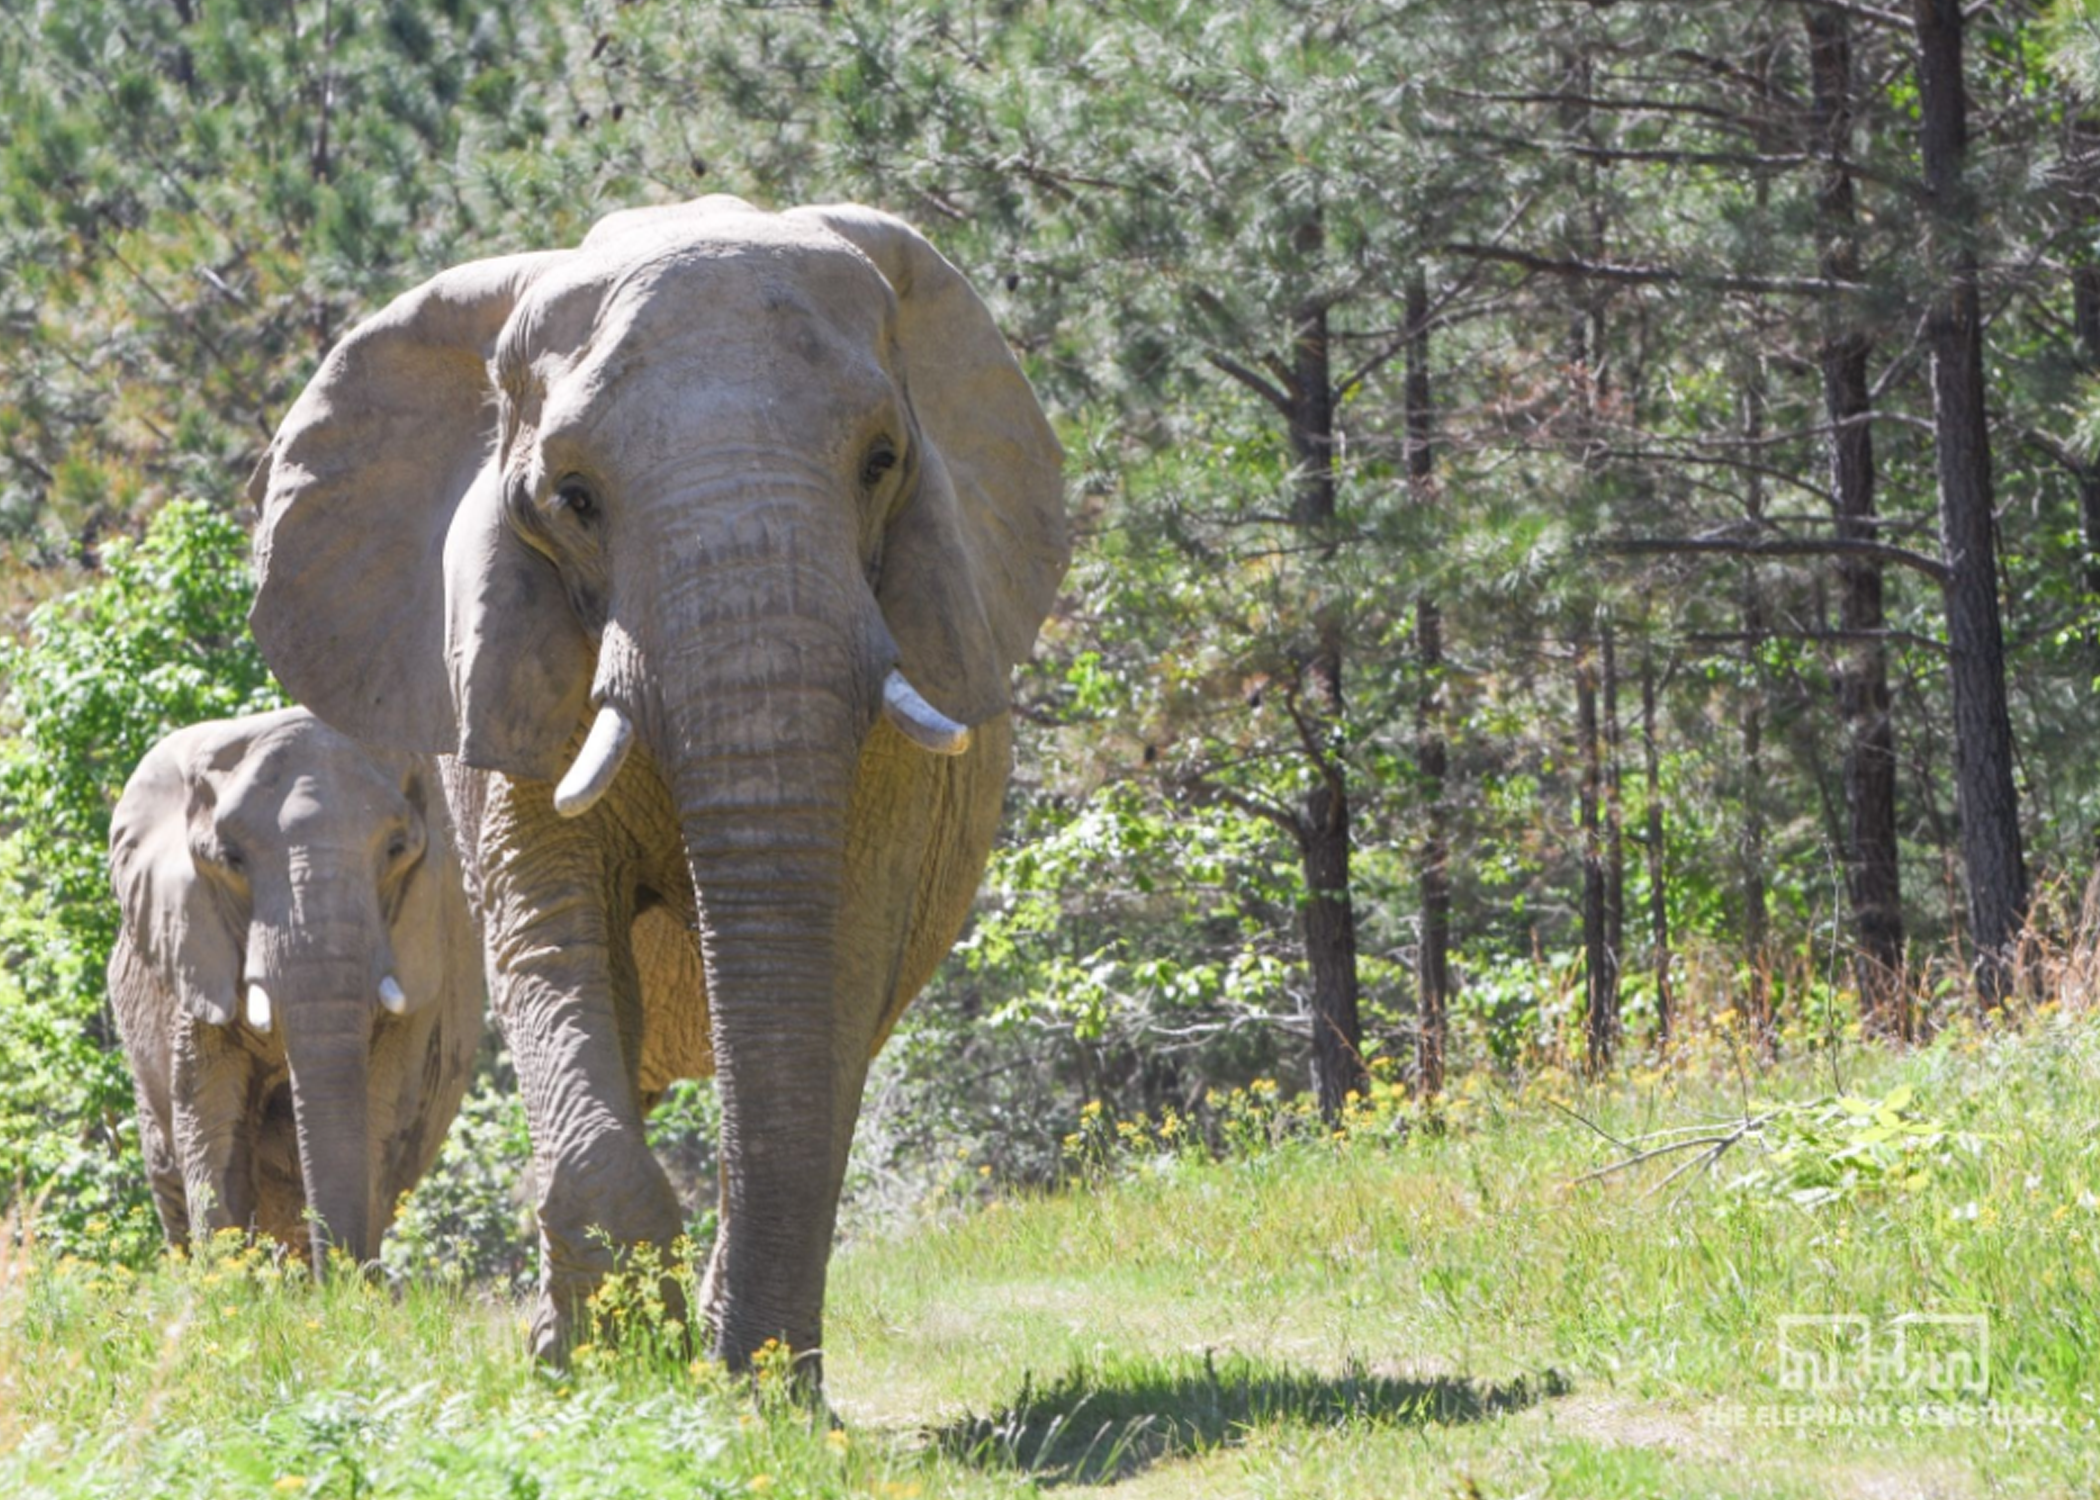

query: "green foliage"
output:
0 500 281 1249
383 1074 538 1293
1721 1083 1990 1212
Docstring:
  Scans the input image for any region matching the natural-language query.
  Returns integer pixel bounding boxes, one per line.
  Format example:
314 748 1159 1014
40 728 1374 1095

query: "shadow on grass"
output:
930 1351 1570 1486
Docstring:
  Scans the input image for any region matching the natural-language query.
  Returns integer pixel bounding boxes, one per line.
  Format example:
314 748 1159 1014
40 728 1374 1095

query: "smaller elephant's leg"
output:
169 1027 256 1244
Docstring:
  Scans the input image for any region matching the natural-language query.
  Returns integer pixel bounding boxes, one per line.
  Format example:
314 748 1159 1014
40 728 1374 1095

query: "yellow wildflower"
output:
274 1478 307 1493
748 1476 774 1492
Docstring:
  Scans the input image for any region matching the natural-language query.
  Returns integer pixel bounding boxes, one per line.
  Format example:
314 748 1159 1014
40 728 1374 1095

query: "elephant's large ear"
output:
109 729 242 1028
249 252 594 780
790 206 1068 727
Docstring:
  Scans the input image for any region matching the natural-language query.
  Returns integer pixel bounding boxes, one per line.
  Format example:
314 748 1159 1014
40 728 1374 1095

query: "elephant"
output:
245 196 1067 1377
108 706 481 1269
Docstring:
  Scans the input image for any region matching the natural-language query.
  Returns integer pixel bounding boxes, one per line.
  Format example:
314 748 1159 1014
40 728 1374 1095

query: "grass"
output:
3 1011 2097 1498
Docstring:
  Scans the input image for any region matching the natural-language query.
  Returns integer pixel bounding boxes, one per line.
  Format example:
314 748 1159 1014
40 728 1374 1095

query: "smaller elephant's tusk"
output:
197 998 232 1028
378 975 407 1016
554 704 635 818
244 983 273 1035
882 669 972 756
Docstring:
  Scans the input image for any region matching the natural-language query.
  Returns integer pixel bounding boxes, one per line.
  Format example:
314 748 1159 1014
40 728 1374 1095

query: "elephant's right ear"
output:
249 252 595 779
109 733 241 1028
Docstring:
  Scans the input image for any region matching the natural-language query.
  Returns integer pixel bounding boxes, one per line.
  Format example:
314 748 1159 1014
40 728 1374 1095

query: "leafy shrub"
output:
0 500 282 1255
382 1071 538 1293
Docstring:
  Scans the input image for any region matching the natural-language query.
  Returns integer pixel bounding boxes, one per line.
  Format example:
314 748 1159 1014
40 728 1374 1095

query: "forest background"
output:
5 0 2100 1274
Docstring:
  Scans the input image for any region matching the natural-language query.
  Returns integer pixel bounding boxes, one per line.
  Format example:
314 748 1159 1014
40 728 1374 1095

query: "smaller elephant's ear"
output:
249 251 593 778
109 728 242 1028
789 205 1068 726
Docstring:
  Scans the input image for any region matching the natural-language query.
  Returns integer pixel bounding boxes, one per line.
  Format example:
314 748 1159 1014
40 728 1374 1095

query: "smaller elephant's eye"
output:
220 845 246 875
386 835 409 863
554 478 598 521
860 441 898 489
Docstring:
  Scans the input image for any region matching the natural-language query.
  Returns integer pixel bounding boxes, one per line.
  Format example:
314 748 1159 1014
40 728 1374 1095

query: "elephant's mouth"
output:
551 668 969 821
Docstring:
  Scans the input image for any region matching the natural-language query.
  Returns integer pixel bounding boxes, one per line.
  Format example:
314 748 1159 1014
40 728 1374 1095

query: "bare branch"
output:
1683 628 1949 658
1205 351 1294 417
1444 241 1866 298
1602 534 1951 584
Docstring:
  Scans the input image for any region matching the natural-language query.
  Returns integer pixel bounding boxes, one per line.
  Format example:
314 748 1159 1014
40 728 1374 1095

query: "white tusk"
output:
378 975 407 1016
197 999 232 1028
554 704 634 818
882 669 971 756
244 983 273 1035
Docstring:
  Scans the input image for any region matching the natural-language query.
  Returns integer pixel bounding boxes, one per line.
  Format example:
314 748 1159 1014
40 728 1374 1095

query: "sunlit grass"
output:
4 1012 2097 1497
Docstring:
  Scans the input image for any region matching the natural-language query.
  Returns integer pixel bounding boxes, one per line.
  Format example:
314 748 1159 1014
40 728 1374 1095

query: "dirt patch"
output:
1543 1392 1728 1462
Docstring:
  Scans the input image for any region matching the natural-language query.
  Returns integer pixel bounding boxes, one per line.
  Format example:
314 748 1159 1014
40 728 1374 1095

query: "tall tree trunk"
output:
1406 271 1451 1099
1286 211 1367 1116
1641 645 1673 1047
1807 6 1907 1035
1603 620 1625 1021
2074 264 2100 603
1578 640 1613 1073
1740 362 1773 1050
1913 0 2028 1006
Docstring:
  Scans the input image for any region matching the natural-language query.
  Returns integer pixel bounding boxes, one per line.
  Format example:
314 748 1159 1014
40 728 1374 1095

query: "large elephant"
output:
246 197 1067 1375
108 707 480 1268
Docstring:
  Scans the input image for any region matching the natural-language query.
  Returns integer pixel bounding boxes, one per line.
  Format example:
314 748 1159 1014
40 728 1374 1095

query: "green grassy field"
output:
4 1013 2096 1499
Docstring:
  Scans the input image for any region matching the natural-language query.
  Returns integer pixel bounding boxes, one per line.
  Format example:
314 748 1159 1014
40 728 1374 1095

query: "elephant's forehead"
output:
517 219 894 367
219 731 399 829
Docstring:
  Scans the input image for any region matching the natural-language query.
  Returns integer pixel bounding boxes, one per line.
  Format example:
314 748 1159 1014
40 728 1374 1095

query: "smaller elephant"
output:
108 706 480 1267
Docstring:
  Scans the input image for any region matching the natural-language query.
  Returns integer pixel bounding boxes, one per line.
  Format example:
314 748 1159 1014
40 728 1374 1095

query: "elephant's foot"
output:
530 1244 694 1366
528 1150 689 1365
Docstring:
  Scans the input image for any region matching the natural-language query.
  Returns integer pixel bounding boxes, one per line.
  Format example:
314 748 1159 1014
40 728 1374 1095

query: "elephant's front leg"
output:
482 788 683 1361
168 1026 257 1243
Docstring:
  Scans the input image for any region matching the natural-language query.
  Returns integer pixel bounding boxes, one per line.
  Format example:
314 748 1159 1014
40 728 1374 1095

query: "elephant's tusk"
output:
882 669 972 756
378 975 407 1015
554 703 635 818
245 983 273 1035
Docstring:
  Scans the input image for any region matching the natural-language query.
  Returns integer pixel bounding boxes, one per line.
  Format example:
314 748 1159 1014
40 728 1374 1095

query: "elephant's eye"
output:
860 441 898 489
554 478 598 522
386 834 409 863
220 844 246 875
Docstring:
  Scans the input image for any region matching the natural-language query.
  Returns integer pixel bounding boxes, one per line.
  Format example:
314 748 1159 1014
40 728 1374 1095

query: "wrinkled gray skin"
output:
108 707 481 1268
246 198 1067 1379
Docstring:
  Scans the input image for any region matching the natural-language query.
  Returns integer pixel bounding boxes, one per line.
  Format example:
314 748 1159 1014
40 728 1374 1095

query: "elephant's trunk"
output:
251 889 383 1272
283 995 376 1270
631 489 885 1370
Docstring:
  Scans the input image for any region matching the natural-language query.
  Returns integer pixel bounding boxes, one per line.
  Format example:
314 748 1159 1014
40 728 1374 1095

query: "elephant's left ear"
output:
789 205 1069 727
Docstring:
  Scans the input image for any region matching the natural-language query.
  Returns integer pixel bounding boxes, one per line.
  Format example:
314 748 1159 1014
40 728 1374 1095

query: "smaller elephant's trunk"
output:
283 997 375 1271
253 892 385 1273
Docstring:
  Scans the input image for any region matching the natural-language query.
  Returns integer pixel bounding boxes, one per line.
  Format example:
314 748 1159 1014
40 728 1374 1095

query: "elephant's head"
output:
247 198 1065 1355
109 708 457 1268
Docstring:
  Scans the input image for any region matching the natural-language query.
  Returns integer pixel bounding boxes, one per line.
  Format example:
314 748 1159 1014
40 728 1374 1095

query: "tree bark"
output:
1285 208 1367 1116
1913 0 2028 1006
1641 645 1673 1047
2075 264 2100 602
1807 6 1907 1034
1740 364 1772 1051
1406 271 1451 1099
1578 641 1614 1073
1603 621 1625 1024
